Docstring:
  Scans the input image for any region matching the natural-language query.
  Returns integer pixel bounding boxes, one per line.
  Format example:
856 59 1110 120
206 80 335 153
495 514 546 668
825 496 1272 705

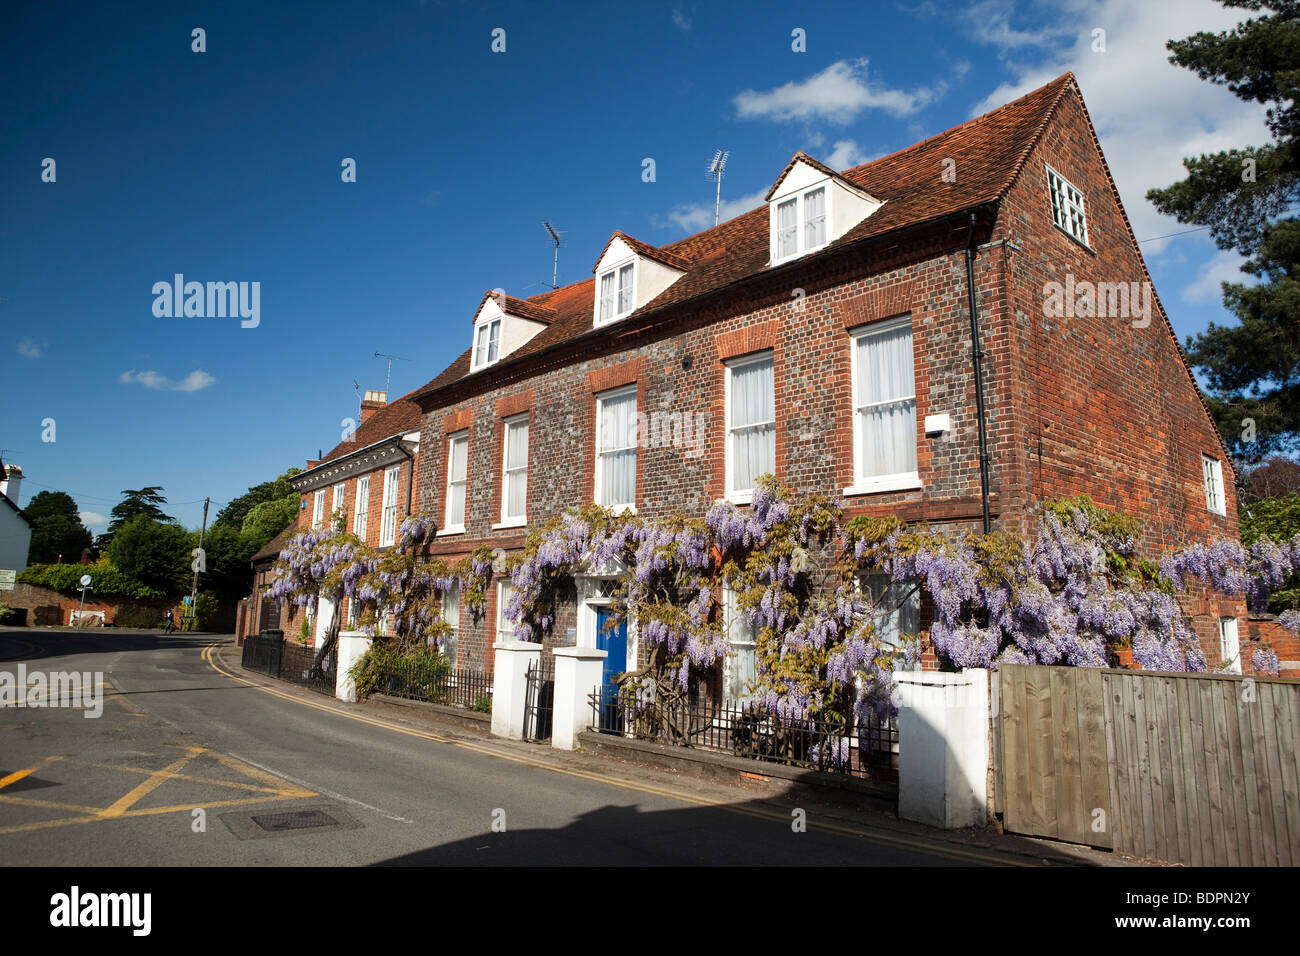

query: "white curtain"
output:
599 271 615 321
599 392 636 506
856 324 916 477
776 198 797 257
730 358 774 490
475 323 489 364
442 582 460 668
724 593 759 705
486 321 500 362
804 187 826 248
505 420 528 518
353 475 369 538
862 573 920 653
617 263 634 314
447 438 467 525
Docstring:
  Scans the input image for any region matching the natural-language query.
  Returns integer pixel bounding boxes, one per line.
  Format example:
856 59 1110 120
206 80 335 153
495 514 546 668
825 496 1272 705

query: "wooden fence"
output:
995 664 1300 865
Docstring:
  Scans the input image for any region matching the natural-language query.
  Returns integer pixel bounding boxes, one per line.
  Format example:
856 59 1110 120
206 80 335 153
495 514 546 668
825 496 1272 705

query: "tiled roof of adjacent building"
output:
313 388 424 468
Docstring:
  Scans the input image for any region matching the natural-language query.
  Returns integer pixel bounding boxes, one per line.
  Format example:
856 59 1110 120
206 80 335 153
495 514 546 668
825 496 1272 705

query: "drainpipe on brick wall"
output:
398 445 415 520
965 212 992 534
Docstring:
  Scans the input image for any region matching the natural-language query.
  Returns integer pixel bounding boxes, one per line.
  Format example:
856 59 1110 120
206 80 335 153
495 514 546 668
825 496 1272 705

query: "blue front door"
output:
595 607 627 732
595 607 627 686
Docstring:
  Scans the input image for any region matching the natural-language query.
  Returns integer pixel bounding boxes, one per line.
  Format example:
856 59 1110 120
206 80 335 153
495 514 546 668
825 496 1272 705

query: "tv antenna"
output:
706 149 730 226
542 221 565 289
373 352 409 395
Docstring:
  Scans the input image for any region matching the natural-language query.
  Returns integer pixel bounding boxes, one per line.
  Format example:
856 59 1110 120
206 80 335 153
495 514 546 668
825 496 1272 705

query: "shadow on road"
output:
0 628 220 664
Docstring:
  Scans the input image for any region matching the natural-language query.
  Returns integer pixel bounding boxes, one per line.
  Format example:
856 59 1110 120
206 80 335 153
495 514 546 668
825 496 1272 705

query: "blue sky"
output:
1 0 1267 531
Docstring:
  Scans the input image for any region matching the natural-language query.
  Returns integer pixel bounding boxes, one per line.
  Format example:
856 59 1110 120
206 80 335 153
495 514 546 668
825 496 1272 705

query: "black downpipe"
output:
965 213 992 534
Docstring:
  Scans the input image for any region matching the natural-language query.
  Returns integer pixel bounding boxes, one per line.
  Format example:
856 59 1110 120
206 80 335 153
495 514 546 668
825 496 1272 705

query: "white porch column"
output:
894 668 990 830
491 640 542 739
551 645 607 751
335 630 371 703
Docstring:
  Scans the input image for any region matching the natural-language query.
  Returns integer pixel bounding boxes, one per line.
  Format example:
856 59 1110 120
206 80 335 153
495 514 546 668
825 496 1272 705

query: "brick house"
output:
267 389 423 646
259 72 1276 686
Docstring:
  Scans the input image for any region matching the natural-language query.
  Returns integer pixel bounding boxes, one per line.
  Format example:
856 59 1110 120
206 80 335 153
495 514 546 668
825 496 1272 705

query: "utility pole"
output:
189 496 210 631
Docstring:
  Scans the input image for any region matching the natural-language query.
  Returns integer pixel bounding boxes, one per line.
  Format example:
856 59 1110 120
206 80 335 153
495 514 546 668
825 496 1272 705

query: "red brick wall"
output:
993 84 1247 664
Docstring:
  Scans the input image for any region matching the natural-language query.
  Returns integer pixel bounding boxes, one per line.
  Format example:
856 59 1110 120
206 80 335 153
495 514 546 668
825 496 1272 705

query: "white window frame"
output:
312 490 325 530
857 572 922 662
440 431 469 534
353 474 370 540
379 464 400 547
1045 165 1090 248
441 581 460 669
594 385 638 512
496 413 529 528
496 580 515 644
770 183 832 265
846 316 922 496
595 258 637 326
347 595 359 629
722 588 760 708
1219 616 1241 674
471 317 502 371
724 351 776 504
1203 454 1226 516
332 482 346 525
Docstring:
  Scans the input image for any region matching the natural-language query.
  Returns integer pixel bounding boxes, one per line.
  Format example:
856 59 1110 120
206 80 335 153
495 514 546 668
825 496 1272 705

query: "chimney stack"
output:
0 464 23 505
360 389 388 424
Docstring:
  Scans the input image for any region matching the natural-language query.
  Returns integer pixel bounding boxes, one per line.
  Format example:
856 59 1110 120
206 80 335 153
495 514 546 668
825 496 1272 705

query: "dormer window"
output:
591 232 688 330
766 152 883 267
774 186 829 263
472 318 501 370
597 261 636 325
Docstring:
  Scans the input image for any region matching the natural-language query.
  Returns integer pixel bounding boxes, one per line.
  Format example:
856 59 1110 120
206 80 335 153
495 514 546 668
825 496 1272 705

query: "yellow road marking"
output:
103 680 148 717
99 747 207 817
0 795 315 837
202 642 1030 866
0 756 61 791
0 793 109 815
82 763 298 796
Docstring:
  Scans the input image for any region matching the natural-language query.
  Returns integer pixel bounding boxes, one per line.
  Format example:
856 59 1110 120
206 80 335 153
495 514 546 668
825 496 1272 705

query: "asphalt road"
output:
0 628 1086 866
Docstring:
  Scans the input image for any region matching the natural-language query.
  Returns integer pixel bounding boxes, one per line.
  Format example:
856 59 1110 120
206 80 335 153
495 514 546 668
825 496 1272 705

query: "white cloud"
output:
826 139 872 170
119 369 217 392
663 188 769 234
733 58 940 124
967 0 1271 251
16 338 46 359
79 511 108 530
1182 248 1251 304
671 8 692 31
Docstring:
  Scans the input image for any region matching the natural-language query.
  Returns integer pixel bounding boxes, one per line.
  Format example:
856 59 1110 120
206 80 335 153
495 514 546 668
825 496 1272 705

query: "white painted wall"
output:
336 630 372 702
894 669 990 830
0 506 31 576
491 640 541 739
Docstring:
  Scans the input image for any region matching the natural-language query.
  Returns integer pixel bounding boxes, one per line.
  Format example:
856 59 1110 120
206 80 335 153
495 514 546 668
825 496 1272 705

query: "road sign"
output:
0 569 15 591
79 574 92 588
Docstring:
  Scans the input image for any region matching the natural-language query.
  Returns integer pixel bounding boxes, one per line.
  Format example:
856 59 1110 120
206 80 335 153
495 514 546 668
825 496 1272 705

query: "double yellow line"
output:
202 642 1034 866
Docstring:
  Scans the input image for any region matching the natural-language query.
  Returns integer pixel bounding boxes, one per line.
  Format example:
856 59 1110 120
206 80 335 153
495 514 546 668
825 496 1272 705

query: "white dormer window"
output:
472 318 501 370
773 186 828 263
597 261 636 325
766 154 883 268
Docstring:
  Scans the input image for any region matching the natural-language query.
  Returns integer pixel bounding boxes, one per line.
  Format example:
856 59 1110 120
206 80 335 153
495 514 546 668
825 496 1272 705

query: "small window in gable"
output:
1046 165 1089 247
1203 454 1225 516
472 318 501 370
597 261 636 325
771 184 830 264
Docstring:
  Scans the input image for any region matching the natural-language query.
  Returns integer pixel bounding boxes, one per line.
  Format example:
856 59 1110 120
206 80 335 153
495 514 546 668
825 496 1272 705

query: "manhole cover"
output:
252 809 339 832
220 804 362 840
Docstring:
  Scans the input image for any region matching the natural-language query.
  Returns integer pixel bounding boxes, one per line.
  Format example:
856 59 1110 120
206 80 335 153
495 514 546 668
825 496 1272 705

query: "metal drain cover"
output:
252 809 339 831
220 804 362 840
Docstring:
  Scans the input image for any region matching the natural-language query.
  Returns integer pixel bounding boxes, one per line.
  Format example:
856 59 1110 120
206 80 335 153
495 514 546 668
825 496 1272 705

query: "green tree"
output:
24 490 93 564
107 515 190 594
97 487 173 551
212 468 300 532
1146 1 1300 462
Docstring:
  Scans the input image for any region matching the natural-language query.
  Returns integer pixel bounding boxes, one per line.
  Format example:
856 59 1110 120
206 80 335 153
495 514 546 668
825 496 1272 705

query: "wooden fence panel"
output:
999 665 1300 865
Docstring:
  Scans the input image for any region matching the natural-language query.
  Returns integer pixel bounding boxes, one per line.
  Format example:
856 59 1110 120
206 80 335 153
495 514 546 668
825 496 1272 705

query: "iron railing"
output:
589 685 898 781
240 629 337 697
369 658 493 712
522 658 555 742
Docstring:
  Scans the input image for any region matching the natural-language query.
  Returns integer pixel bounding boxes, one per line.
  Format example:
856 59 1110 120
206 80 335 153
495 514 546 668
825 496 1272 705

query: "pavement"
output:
0 626 1136 866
